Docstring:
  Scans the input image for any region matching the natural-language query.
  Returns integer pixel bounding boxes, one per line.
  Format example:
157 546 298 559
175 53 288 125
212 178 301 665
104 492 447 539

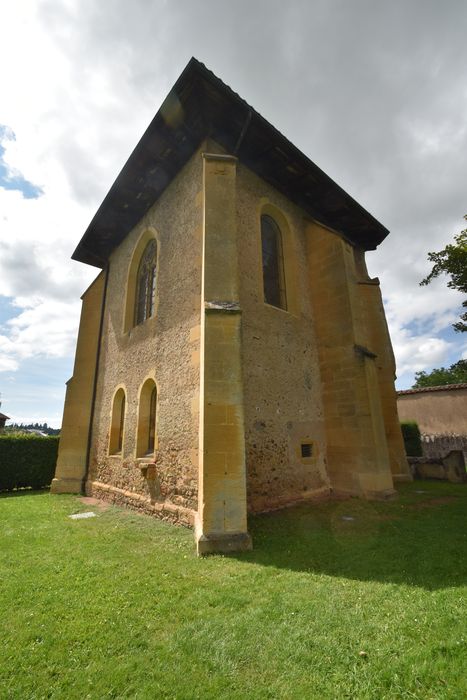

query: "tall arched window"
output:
261 215 287 310
135 240 157 326
137 379 157 457
109 388 126 455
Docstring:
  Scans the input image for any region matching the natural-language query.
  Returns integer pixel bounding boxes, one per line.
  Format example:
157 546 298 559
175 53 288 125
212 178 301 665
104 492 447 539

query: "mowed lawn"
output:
1 482 466 700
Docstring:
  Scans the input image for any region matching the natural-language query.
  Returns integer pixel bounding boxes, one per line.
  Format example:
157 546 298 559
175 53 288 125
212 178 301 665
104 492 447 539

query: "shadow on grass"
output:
232 483 467 591
0 488 50 499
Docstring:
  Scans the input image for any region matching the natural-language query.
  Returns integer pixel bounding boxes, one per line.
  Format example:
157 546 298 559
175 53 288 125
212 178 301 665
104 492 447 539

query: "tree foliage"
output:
5 422 60 436
412 359 467 388
420 215 467 332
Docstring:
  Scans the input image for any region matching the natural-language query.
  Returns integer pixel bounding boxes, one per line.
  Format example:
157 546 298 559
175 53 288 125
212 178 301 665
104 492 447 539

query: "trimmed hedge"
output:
400 421 423 457
0 434 59 491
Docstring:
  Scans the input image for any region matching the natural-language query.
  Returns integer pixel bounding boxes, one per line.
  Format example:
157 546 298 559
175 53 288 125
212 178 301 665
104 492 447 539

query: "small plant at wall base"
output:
400 421 423 456
0 434 59 491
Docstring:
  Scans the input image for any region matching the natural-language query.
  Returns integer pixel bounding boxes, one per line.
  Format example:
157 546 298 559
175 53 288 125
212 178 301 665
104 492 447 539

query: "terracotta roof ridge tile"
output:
397 383 467 395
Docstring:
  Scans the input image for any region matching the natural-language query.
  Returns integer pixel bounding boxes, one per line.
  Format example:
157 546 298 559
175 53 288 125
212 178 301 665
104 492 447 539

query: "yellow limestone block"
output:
195 153 252 555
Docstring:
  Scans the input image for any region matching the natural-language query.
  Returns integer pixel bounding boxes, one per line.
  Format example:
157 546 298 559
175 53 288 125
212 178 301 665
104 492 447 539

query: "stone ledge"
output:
204 300 241 314
202 153 238 163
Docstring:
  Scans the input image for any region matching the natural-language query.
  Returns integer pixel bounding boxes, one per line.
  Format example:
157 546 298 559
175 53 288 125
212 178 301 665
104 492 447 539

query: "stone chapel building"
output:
52 58 411 553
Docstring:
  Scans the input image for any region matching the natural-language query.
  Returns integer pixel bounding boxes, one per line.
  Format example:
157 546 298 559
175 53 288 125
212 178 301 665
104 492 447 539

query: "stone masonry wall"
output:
421 434 467 461
236 164 329 513
87 148 203 521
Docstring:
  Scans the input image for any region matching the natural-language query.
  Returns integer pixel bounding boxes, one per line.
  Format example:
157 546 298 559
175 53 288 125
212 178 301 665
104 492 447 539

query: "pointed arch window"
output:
109 389 126 455
137 379 157 457
261 215 287 310
135 240 157 326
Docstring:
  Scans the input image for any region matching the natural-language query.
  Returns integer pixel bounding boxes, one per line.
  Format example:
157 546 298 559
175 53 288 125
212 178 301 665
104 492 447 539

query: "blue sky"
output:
1 0 466 427
0 127 43 200
0 356 73 427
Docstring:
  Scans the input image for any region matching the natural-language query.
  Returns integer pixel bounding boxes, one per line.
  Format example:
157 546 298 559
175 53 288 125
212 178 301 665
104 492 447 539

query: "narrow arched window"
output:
135 240 157 326
137 379 157 457
109 389 126 455
261 215 287 310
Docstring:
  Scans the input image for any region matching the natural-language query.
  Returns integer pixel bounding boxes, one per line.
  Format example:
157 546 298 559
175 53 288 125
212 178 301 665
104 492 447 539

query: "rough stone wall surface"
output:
236 164 329 513
421 434 467 461
88 149 203 514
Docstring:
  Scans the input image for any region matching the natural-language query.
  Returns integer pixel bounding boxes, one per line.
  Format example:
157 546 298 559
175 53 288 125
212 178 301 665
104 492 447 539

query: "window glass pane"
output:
136 271 148 325
135 240 157 326
261 215 286 309
118 395 125 453
148 387 157 453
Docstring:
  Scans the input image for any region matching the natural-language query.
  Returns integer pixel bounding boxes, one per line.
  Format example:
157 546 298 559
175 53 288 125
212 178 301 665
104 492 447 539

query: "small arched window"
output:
109 388 126 455
137 379 157 457
135 240 157 326
261 215 287 310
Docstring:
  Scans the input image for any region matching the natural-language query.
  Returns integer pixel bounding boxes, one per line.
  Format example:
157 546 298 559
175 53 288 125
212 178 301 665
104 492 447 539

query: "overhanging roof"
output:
73 57 389 268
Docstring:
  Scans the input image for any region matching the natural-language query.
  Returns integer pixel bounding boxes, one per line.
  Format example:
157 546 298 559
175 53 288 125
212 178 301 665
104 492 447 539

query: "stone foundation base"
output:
86 480 195 528
392 473 413 483
50 477 84 494
195 530 253 556
194 514 252 555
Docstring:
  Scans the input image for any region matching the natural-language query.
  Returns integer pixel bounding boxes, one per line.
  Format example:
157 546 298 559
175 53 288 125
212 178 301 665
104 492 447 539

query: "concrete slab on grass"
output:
69 512 97 520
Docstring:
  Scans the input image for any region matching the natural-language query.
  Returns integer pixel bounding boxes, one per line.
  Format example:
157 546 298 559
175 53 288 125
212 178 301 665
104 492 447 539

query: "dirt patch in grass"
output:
372 512 399 521
78 496 111 511
409 496 460 509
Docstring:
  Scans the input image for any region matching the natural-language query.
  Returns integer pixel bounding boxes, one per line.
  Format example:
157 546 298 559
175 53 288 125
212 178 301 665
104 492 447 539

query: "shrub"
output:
0 434 59 491
400 421 423 456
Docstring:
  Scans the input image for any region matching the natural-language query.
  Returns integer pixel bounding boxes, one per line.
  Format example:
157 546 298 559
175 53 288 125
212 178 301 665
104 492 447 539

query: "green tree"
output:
412 359 467 388
420 215 467 332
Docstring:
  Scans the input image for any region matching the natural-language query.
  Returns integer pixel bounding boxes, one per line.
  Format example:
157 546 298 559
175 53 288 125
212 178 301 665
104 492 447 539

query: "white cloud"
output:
0 298 82 374
0 182 95 374
7 300 82 358
0 0 467 419
0 355 18 373
391 330 449 377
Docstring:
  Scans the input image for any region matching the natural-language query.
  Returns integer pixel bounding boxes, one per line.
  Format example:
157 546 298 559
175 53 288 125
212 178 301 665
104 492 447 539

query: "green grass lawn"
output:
1 482 466 700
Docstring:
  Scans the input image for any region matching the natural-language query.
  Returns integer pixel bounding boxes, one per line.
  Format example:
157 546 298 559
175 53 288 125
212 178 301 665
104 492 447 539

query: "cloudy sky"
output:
1 0 466 427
